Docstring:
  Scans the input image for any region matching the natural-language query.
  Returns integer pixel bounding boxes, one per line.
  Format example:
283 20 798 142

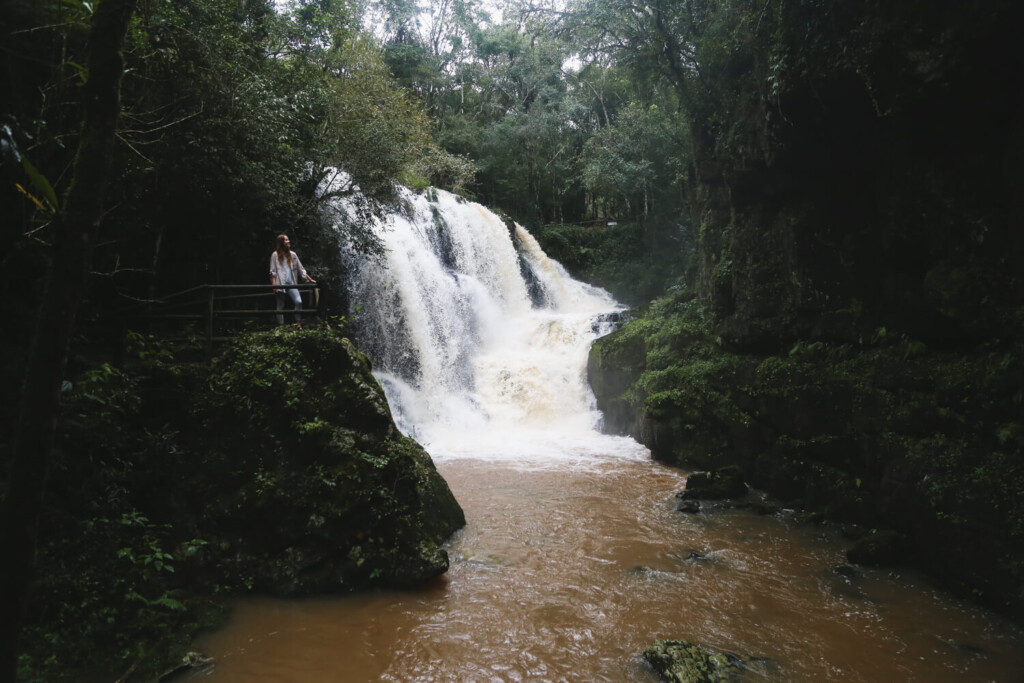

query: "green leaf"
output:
21 155 59 212
154 596 186 611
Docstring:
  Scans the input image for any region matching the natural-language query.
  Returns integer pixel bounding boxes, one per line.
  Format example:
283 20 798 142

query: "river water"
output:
190 455 1024 681
188 186 1024 681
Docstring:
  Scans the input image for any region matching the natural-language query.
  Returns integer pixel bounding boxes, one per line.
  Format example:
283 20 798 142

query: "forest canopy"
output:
2 0 706 320
2 0 1024 679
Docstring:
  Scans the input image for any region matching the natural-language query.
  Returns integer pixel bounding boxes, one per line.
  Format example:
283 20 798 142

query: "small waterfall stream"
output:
188 185 1024 681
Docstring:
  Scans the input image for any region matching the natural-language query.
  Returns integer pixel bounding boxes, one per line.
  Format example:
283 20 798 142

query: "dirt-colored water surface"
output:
187 456 1024 682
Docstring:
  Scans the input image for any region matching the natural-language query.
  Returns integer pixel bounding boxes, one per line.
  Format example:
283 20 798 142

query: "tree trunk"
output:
0 1 137 680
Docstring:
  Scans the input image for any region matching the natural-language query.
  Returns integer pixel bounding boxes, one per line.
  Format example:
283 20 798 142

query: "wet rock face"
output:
182 329 466 595
678 466 749 501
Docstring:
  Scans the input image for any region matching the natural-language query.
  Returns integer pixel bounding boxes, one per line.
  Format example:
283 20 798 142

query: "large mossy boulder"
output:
177 327 466 594
26 327 465 679
588 293 758 470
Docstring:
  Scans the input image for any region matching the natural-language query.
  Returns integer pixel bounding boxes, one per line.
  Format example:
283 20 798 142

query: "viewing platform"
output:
124 283 321 358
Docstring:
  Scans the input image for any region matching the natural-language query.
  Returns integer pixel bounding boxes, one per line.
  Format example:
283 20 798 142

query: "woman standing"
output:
270 234 316 328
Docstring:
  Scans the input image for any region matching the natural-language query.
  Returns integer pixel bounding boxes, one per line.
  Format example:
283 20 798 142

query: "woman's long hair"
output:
275 234 293 266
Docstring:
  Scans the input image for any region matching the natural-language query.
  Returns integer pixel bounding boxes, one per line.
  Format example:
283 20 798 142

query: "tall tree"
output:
0 1 137 679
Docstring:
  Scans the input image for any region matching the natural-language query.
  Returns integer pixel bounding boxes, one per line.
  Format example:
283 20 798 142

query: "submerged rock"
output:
643 639 749 683
826 564 867 600
831 563 862 579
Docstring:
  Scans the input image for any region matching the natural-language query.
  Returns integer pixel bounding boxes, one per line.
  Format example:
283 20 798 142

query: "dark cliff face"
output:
588 3 1024 620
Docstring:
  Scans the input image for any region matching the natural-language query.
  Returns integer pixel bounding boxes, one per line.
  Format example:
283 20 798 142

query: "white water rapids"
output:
333 184 647 467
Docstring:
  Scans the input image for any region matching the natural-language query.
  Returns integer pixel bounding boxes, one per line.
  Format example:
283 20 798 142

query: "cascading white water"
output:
326 180 647 466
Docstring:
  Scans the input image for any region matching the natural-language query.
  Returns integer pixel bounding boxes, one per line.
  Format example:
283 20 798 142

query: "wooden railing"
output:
129 283 320 357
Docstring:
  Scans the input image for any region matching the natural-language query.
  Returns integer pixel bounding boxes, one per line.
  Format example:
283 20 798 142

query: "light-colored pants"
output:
275 287 302 325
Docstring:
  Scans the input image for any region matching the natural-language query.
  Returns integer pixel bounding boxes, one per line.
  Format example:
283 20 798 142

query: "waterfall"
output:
326 180 647 465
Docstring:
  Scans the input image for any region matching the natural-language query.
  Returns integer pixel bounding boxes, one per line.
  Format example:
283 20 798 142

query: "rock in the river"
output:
745 499 780 515
677 500 701 513
677 465 749 501
643 639 745 682
164 328 467 595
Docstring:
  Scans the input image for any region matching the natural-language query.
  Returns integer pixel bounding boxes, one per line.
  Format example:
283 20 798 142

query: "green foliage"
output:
320 34 433 197
402 144 476 195
16 355 215 681
20 509 199 682
533 222 694 304
19 327 464 680
376 0 699 229
612 291 754 464
1 0 464 332
579 102 688 217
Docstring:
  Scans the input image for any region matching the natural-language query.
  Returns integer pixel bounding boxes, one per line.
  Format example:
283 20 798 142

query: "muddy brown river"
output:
187 456 1024 682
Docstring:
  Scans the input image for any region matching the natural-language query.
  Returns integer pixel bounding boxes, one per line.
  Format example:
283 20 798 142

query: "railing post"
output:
205 286 215 360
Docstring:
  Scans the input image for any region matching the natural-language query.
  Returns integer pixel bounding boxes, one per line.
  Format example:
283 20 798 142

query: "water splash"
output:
324 180 646 466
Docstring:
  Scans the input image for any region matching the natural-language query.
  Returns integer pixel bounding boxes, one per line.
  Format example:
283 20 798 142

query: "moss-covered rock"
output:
22 327 465 680
643 639 747 683
182 327 465 594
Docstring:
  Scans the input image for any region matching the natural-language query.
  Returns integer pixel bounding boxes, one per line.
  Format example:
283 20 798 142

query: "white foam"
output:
326 179 645 468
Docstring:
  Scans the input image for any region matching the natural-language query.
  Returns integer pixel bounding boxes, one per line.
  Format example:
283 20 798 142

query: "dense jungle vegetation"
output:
2 0 1022 679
